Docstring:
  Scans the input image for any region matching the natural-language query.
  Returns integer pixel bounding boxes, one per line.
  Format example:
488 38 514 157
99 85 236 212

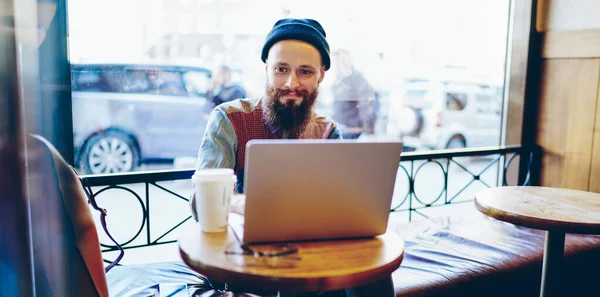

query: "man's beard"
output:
263 84 318 136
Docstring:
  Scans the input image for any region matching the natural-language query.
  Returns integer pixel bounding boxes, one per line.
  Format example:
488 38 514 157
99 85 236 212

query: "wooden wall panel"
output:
536 59 600 190
537 0 600 32
535 0 600 193
542 29 600 59
589 78 600 193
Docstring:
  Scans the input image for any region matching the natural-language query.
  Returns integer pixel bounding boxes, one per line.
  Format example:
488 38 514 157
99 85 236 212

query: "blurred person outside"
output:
208 64 247 106
331 48 378 139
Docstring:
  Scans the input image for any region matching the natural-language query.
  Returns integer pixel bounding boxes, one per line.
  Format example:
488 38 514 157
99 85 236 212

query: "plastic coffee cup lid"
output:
192 168 234 182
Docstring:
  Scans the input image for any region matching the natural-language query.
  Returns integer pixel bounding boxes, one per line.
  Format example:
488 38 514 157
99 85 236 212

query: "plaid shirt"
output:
196 97 342 193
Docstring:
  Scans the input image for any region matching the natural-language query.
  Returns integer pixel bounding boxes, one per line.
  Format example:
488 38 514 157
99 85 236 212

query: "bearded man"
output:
192 18 341 197
189 18 393 297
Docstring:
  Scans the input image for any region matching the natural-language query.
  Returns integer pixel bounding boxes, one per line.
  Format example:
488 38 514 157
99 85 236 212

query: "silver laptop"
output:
242 139 403 244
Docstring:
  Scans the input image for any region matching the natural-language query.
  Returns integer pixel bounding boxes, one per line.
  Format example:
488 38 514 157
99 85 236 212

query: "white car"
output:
387 80 502 150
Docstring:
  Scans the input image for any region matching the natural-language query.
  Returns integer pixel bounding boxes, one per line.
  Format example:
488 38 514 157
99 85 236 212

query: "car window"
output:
104 70 139 93
445 92 467 111
182 71 211 97
139 69 188 96
72 67 190 97
475 94 500 114
72 70 108 92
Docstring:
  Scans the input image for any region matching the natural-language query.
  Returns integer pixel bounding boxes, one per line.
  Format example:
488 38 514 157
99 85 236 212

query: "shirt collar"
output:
267 121 281 135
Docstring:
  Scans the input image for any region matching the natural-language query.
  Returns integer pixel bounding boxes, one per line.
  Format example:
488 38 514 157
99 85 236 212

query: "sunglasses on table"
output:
224 225 301 268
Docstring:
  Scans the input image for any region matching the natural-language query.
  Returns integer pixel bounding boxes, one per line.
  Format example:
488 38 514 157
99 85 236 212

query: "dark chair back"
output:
27 134 108 297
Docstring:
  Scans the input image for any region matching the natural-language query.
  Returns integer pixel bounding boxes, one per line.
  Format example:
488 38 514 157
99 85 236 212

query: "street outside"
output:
93 156 513 265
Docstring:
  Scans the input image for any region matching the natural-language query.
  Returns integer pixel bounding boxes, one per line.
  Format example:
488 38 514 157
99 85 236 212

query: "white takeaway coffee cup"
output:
191 168 236 233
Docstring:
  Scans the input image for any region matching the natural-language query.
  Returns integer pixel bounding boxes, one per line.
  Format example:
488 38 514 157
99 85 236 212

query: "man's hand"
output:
230 194 246 215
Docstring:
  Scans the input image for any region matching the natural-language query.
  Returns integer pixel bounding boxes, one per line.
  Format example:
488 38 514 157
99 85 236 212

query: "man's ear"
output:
318 65 326 83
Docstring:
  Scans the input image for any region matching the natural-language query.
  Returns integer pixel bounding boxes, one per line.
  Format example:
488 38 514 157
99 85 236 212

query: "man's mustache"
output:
275 89 309 97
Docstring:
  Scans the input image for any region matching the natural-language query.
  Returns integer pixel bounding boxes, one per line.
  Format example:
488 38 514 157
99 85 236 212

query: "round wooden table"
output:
178 215 404 296
475 186 600 297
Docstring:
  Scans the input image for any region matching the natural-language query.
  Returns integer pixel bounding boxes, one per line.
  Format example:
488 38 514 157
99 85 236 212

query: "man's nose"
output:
284 73 300 89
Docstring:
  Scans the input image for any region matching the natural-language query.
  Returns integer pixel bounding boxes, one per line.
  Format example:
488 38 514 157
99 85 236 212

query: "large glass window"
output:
65 0 513 264
67 0 510 174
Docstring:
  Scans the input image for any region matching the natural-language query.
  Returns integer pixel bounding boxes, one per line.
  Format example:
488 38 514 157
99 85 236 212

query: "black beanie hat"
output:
261 18 331 70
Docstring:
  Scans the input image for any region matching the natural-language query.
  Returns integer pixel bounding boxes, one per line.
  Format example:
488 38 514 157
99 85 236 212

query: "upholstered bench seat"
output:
106 262 217 297
105 214 600 297
390 214 600 297
106 261 283 296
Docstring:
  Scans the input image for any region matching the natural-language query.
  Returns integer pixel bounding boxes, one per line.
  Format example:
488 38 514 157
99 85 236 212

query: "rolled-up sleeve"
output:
196 107 237 170
190 107 238 220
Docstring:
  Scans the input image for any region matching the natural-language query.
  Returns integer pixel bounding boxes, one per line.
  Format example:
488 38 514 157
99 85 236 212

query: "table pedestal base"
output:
540 231 565 297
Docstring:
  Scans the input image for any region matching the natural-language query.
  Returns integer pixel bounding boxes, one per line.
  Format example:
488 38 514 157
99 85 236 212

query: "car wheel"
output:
398 107 424 136
445 135 466 149
80 131 139 174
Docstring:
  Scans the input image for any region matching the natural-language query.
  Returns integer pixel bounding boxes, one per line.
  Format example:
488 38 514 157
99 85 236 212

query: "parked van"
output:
387 80 502 150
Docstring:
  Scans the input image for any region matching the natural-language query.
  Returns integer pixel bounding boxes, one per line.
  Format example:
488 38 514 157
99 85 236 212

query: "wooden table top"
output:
475 186 600 234
178 215 404 293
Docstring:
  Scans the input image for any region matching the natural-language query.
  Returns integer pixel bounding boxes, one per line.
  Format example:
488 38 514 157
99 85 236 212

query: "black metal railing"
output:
80 145 540 258
393 145 539 220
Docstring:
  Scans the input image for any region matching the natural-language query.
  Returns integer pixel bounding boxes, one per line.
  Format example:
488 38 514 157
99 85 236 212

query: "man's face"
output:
263 40 326 134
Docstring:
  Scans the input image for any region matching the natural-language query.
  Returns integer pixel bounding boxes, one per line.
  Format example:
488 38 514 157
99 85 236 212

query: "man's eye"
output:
275 67 287 73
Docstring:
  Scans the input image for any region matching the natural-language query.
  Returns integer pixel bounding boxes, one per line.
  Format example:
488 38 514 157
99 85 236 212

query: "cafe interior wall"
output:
533 0 600 193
